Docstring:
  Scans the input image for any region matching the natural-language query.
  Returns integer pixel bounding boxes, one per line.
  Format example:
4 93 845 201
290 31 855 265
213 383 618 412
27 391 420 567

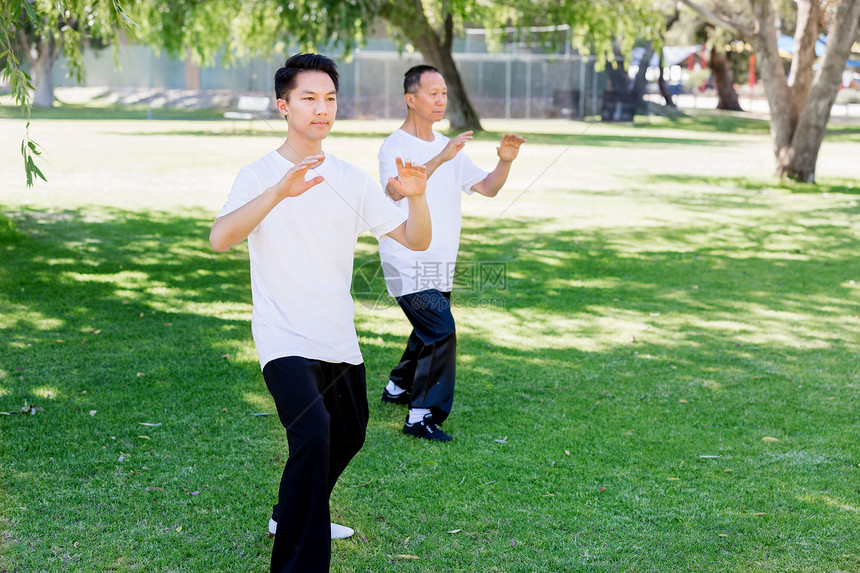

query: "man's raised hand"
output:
388 158 427 198
497 134 526 162
272 154 326 199
438 130 473 163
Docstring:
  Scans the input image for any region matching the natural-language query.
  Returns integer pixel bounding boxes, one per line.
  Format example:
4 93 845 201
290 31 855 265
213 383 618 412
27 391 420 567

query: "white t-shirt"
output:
377 129 488 297
218 150 407 368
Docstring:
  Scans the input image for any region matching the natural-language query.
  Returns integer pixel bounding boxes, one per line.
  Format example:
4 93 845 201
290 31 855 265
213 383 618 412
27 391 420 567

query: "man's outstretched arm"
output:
210 155 325 252
471 133 526 197
386 131 473 201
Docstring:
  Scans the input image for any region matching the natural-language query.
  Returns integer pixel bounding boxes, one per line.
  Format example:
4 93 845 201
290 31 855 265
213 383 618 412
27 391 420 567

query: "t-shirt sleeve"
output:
359 172 408 240
217 165 263 221
457 153 489 195
378 138 401 200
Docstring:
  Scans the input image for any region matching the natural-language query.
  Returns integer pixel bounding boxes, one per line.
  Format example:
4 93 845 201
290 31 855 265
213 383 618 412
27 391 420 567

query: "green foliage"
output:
125 0 365 66
486 0 665 67
126 0 665 75
20 124 46 187
0 0 135 186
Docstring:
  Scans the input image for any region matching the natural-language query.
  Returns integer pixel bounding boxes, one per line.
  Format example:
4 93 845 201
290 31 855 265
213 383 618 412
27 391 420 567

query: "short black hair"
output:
403 65 440 94
274 53 340 101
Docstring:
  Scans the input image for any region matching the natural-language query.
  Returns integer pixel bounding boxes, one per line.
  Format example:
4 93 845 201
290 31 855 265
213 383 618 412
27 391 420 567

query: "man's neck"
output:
400 113 435 142
277 135 323 163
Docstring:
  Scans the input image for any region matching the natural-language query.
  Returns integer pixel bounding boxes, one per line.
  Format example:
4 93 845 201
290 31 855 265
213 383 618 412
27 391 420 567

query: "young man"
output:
210 53 430 573
377 65 525 441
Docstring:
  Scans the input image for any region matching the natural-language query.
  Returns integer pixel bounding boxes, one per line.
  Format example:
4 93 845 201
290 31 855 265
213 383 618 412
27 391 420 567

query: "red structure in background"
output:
749 53 756 90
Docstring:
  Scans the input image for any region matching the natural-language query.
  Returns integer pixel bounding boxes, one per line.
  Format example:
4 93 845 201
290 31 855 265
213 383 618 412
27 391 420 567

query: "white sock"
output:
408 408 432 425
385 381 406 395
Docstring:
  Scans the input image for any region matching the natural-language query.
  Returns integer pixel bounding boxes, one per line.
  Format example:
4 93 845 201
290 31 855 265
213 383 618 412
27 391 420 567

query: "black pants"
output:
388 289 457 423
263 356 368 573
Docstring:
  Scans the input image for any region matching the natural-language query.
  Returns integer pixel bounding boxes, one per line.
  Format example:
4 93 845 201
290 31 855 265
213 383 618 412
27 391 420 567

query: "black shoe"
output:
403 414 452 442
381 386 410 405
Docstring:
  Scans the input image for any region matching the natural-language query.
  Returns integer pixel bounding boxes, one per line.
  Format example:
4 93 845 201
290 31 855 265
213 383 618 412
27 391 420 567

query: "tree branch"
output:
15 28 35 67
748 0 793 154
666 7 681 32
787 0 819 101
678 0 753 39
442 12 453 53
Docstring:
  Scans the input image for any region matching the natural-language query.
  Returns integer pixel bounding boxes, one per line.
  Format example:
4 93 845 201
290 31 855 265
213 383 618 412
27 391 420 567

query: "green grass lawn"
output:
1 110 859 572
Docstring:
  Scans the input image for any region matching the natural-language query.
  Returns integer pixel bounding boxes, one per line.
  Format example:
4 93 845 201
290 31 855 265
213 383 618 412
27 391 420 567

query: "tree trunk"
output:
748 0 796 151
607 59 630 93
631 44 653 101
785 0 819 116
777 0 860 181
16 29 59 108
685 0 859 181
750 0 860 182
658 9 680 108
418 42 483 131
31 37 58 108
658 54 676 107
383 5 483 131
709 45 742 111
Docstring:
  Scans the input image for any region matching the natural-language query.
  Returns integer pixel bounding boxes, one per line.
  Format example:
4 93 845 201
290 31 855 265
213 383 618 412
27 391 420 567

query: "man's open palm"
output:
388 158 428 197
439 131 473 163
497 134 526 162
274 155 326 199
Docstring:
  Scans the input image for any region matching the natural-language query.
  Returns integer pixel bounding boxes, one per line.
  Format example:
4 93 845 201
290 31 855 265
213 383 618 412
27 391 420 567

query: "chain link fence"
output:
53 46 604 119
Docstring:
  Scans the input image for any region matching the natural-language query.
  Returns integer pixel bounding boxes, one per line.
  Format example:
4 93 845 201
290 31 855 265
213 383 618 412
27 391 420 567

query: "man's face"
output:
406 71 447 123
277 70 337 142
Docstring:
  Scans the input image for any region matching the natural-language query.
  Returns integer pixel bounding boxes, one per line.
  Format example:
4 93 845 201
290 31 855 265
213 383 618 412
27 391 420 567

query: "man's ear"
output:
276 98 288 117
404 93 415 110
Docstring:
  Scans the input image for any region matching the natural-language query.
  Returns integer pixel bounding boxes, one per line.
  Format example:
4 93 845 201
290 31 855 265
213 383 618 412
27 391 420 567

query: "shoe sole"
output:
268 522 354 540
381 393 410 405
403 428 453 442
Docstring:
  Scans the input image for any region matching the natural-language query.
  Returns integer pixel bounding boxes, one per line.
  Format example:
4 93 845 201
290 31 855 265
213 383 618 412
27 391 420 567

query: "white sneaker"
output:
268 519 354 540
330 522 354 539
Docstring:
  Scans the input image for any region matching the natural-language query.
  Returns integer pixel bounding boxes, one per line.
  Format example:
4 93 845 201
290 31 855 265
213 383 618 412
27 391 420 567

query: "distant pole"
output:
578 58 585 119
384 59 390 119
542 61 548 117
526 58 531 119
505 57 511 120
353 50 360 119
147 50 153 121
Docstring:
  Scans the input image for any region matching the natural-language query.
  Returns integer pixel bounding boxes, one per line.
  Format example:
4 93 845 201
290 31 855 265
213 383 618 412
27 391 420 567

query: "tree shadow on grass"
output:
630 109 772 135
0 103 225 122
339 128 733 147
355 195 860 472
114 126 731 148
632 108 860 143
350 202 860 570
474 130 731 148
355 197 860 470
641 173 860 196
2 203 860 571
0 206 279 571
